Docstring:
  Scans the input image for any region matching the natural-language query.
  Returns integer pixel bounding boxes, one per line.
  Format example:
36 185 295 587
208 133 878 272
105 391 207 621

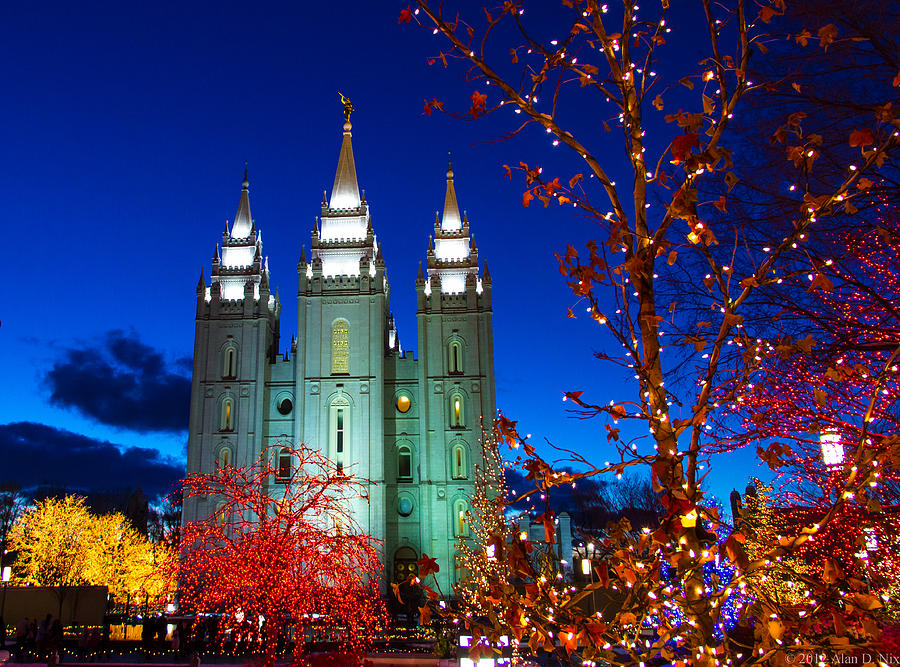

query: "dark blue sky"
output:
0 1 757 502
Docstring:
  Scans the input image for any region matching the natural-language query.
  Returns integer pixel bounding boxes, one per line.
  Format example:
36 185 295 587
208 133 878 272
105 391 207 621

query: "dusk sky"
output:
0 1 758 504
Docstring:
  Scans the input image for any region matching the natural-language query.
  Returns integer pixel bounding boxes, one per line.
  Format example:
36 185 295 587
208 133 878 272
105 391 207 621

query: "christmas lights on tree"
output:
177 443 387 667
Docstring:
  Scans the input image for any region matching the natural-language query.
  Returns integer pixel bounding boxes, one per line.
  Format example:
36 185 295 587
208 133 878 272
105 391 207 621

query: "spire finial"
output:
242 162 249 190
339 92 353 130
447 152 454 179
329 98 361 208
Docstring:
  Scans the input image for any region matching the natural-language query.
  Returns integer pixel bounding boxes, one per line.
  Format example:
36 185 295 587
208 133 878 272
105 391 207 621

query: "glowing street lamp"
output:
820 431 845 467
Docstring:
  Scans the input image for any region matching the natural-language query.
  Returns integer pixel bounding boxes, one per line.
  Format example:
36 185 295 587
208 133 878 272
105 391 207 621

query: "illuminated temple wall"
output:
184 117 496 594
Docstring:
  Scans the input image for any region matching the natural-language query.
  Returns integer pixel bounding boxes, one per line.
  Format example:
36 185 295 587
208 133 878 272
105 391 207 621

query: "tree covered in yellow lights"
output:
8 495 175 615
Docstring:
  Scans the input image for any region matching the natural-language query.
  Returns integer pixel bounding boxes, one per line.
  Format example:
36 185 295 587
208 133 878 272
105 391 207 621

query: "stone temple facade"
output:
183 111 496 593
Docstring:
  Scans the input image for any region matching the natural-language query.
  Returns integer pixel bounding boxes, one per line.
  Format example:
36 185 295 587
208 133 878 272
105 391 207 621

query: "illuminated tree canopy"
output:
177 443 388 667
8 495 174 613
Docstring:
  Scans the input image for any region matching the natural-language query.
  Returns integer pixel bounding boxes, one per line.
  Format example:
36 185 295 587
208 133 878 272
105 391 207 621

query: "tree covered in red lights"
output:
719 211 900 507
177 444 387 667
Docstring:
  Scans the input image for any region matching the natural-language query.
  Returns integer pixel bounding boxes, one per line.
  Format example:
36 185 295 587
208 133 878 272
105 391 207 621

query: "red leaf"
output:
522 190 534 207
670 133 700 164
469 90 488 118
417 553 440 579
849 128 875 147
398 6 412 24
418 604 432 625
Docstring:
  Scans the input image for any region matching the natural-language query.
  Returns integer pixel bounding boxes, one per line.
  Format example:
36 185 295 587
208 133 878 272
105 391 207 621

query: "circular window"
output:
396 395 411 413
398 496 413 517
277 398 293 415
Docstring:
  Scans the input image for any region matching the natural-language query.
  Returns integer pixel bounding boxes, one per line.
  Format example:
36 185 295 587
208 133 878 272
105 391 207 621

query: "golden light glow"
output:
396 395 411 413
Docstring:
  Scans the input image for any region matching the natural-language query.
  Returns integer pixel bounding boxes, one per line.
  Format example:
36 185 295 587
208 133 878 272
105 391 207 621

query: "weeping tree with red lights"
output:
399 0 900 662
178 444 387 667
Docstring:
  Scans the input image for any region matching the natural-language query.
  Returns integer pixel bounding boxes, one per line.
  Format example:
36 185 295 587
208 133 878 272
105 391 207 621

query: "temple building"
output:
183 107 496 592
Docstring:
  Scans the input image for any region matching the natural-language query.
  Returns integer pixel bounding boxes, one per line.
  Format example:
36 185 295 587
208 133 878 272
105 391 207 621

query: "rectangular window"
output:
399 452 412 480
336 409 344 453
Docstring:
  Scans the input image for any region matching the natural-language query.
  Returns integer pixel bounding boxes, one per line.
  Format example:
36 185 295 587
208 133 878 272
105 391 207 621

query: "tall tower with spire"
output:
185 170 282 503
184 106 495 594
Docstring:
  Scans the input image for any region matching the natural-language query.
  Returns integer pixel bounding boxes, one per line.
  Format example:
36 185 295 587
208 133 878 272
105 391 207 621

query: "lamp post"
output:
820 431 845 467
576 541 596 616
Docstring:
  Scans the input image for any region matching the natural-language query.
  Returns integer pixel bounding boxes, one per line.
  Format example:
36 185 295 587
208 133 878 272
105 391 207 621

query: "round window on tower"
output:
398 496 413 517
278 398 293 415
396 394 411 413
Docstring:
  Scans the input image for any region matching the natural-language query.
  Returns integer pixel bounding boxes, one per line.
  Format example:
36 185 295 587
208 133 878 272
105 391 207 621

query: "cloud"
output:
0 422 183 499
45 329 190 433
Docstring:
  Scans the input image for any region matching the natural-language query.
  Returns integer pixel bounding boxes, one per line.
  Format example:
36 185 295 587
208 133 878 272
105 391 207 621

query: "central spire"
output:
231 167 253 238
330 94 361 209
441 154 462 231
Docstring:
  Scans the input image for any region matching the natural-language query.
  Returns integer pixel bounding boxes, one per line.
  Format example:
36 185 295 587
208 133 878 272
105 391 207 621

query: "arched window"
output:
277 447 292 481
448 340 463 374
453 499 469 537
217 446 233 468
223 346 237 379
449 392 465 428
330 396 350 473
221 397 235 431
451 443 467 480
398 446 412 481
331 320 350 374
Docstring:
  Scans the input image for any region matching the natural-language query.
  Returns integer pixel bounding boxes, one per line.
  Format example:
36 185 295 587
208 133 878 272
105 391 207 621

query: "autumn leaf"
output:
418 604 431 625
391 581 403 603
808 272 834 291
569 173 583 188
417 553 440 579
713 195 727 212
398 6 412 24
502 164 511 179
522 189 534 207
823 558 843 584
560 627 578 653
667 250 678 266
544 177 563 195
849 128 875 147
857 177 874 190
653 94 664 111
670 133 700 163
758 5 781 23
535 511 556 544
469 90 488 118
817 23 838 50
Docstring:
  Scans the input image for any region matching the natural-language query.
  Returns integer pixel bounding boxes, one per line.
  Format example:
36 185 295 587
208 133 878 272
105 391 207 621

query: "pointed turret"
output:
197 269 205 294
209 170 271 302
329 116 361 209
441 156 462 231
424 160 480 294
232 169 253 238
